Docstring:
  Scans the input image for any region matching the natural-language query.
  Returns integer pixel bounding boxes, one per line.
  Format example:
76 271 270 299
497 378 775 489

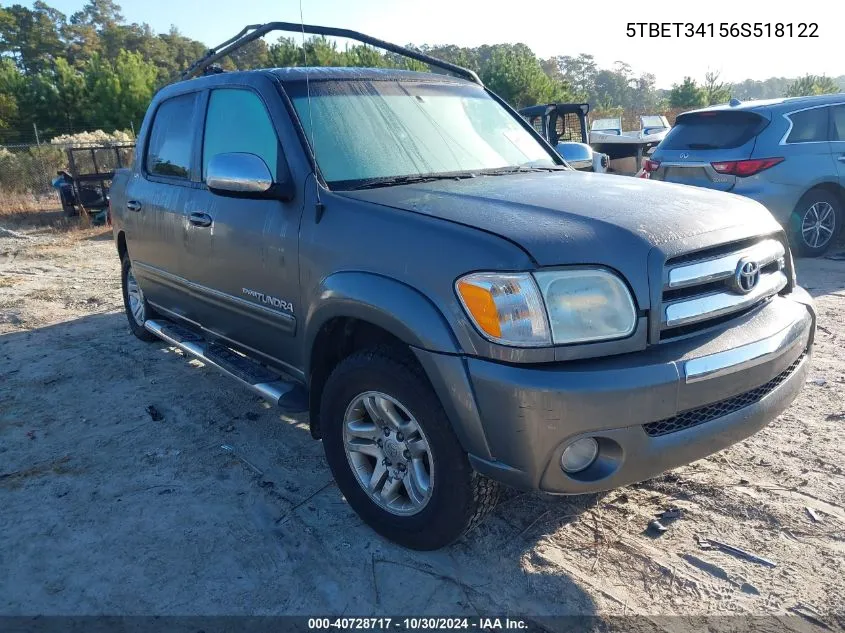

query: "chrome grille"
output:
660 238 788 340
643 354 804 437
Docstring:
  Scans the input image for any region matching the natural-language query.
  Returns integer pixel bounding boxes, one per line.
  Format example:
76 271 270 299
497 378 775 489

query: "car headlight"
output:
534 269 637 344
455 273 550 346
456 268 636 347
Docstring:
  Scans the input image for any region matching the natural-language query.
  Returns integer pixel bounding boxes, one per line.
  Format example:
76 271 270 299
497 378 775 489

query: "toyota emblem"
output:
734 258 760 294
679 152 690 159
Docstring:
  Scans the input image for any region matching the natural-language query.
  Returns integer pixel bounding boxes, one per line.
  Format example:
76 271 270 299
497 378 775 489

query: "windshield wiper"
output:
478 165 567 176
345 173 476 191
344 165 564 190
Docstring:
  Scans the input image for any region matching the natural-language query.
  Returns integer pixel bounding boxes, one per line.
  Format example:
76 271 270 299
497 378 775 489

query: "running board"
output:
144 319 308 413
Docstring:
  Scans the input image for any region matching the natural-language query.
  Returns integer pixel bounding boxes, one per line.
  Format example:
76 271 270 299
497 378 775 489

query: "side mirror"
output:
555 141 593 164
207 152 295 199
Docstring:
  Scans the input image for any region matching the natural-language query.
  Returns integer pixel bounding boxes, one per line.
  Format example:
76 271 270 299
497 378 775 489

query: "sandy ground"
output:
1 213 844 628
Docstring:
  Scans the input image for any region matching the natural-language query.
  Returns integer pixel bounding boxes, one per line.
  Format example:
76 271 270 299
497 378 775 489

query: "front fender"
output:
303 271 460 371
303 272 494 460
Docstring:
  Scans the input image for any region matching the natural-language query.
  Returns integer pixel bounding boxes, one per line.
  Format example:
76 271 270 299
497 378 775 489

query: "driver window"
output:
203 89 279 179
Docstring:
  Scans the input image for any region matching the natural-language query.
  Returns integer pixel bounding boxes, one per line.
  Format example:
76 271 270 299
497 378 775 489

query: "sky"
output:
22 0 841 89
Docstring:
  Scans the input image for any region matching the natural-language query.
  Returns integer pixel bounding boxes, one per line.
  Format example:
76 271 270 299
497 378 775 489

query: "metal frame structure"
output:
181 22 482 85
66 144 135 213
519 103 591 145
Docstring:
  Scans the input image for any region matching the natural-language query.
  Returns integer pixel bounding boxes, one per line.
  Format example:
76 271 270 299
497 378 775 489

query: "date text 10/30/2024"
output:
626 23 818 38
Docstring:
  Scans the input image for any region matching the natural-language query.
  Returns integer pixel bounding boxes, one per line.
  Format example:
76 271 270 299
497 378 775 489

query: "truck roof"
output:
155 66 471 102
268 67 472 84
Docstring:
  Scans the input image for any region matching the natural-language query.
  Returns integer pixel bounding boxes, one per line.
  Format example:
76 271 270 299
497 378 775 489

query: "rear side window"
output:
660 111 767 150
203 89 279 179
830 105 845 141
146 93 198 179
785 107 829 143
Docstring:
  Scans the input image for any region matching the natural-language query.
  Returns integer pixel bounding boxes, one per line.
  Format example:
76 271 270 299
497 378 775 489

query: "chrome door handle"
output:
837 156 845 163
189 212 213 227
126 200 142 212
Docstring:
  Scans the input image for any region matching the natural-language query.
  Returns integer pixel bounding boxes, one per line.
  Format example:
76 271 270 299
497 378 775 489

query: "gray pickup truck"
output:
110 23 816 550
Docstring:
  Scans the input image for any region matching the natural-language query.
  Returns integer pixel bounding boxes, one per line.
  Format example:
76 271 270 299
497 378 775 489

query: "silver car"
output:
647 94 845 256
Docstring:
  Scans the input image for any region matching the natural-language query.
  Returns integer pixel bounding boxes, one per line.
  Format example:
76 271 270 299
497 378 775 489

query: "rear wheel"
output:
790 191 841 257
320 346 500 550
121 256 156 342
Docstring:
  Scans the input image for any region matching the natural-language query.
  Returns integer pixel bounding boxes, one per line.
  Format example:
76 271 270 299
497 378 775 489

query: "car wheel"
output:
320 346 500 550
121 255 156 341
790 191 841 257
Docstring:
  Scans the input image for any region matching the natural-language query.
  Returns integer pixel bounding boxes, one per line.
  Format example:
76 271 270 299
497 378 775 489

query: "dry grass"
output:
1 211 81 233
0 192 87 233
0 195 96 234
0 193 61 215
0 276 23 288
0 456 80 490
26 288 63 303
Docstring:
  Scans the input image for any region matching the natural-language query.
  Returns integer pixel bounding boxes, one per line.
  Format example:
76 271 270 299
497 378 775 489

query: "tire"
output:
790 190 841 257
120 255 156 342
320 346 500 550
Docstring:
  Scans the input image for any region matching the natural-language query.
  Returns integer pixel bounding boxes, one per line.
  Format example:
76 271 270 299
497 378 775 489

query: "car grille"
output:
659 237 789 341
643 354 804 437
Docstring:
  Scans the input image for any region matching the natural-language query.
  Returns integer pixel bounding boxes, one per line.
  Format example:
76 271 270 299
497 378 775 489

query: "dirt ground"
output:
1 212 844 628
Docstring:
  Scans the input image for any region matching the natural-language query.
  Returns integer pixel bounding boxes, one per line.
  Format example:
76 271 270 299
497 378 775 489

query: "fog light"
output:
560 438 599 473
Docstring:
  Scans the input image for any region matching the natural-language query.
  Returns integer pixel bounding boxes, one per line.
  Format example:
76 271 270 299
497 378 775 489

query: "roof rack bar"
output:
180 21 482 85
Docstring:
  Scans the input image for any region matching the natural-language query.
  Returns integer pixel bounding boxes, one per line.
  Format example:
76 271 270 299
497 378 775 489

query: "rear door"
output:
184 83 302 370
651 110 769 191
829 103 845 185
123 91 201 314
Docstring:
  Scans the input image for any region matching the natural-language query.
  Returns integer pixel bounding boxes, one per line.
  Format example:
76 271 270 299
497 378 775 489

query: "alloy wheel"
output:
342 391 434 516
801 201 836 250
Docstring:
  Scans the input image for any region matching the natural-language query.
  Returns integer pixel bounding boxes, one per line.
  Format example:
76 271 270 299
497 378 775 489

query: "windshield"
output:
640 115 669 129
286 79 557 189
591 118 621 132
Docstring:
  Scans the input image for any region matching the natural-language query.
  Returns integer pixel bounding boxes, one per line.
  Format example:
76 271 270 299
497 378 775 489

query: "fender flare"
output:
303 271 460 375
303 272 495 460
796 180 845 205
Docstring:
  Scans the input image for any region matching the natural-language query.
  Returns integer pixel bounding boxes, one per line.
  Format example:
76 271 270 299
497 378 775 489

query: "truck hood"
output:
339 171 782 309
340 171 780 266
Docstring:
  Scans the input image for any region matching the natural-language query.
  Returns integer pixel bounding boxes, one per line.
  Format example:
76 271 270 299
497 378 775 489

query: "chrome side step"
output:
144 319 308 413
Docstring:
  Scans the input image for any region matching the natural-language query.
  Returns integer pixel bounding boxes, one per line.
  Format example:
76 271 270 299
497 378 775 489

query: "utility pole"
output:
33 122 41 145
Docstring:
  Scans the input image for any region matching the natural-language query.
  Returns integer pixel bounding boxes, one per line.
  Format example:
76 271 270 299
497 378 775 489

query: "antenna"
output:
299 0 323 217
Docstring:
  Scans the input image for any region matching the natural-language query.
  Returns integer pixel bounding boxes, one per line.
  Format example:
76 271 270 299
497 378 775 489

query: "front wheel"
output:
320 347 499 550
790 191 841 257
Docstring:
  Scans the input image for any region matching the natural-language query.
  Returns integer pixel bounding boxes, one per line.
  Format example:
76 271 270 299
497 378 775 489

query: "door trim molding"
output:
133 261 296 335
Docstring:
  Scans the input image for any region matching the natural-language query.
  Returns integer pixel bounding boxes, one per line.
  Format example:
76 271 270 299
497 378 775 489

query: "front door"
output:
184 84 302 372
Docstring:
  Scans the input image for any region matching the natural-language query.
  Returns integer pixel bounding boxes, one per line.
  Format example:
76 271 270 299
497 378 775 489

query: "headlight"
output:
455 273 550 346
534 269 637 344
456 268 636 347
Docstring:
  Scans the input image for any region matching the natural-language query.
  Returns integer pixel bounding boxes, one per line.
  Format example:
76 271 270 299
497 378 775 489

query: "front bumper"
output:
419 288 815 494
